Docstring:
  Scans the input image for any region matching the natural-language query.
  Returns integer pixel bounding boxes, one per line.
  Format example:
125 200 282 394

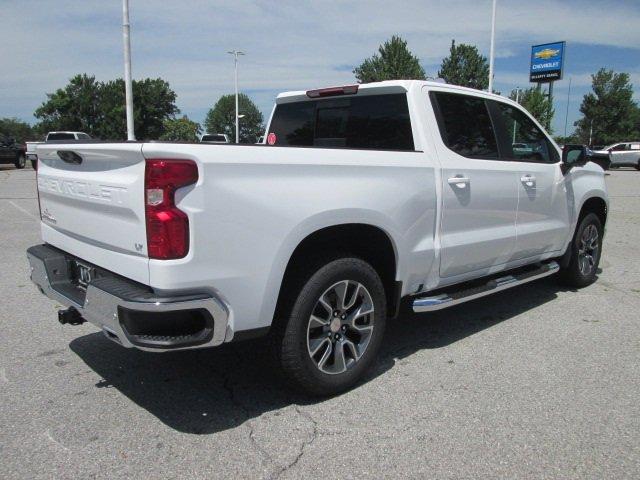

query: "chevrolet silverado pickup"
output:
27 80 608 395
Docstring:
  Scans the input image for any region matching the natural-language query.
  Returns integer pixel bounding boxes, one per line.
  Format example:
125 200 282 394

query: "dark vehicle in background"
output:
0 135 27 169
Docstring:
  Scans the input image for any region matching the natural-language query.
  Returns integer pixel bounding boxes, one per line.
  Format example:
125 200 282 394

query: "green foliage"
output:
34 74 179 140
0 118 35 143
510 85 554 132
574 69 639 145
204 93 264 143
34 74 101 134
159 116 202 142
437 40 489 90
354 35 426 83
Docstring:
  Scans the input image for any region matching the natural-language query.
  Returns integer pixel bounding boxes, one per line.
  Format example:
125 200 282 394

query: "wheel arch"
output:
261 213 401 329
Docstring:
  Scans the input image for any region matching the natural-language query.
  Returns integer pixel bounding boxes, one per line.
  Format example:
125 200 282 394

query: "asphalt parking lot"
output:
1 166 639 479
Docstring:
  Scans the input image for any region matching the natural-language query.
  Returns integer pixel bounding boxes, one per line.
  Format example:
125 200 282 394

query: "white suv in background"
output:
594 142 640 169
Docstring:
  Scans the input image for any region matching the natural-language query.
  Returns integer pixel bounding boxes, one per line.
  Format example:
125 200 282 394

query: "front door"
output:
429 90 519 279
488 100 571 259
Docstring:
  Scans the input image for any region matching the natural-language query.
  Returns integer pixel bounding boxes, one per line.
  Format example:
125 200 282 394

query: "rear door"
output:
36 143 149 282
488 100 570 258
429 90 520 279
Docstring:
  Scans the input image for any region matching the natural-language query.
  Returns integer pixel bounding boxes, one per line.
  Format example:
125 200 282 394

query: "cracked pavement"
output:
1 166 639 479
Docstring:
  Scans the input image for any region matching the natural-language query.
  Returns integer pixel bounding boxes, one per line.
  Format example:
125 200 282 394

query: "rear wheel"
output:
559 212 603 288
635 159 640 171
14 154 26 169
277 256 386 396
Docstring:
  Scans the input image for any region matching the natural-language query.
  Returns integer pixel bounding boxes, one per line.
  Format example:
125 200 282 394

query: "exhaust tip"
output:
58 306 86 326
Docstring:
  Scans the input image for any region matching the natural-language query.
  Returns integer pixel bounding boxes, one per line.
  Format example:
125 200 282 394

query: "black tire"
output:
635 159 640 171
559 212 603 288
276 256 387 396
14 154 26 169
30 159 37 170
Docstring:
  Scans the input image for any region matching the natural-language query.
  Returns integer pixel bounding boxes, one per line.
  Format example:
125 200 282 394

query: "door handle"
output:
447 176 470 188
520 175 536 186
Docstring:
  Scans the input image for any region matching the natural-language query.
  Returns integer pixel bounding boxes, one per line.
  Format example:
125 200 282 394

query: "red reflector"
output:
306 84 359 98
145 159 198 260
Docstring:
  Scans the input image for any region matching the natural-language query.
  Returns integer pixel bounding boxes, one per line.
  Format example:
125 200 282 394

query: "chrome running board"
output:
412 261 559 313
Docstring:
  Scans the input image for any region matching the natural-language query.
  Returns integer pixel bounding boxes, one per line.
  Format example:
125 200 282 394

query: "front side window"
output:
610 143 627 151
268 93 414 151
491 102 558 163
431 92 499 159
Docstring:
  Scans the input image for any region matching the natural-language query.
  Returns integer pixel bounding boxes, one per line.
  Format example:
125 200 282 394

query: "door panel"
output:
440 161 519 277
487 99 571 260
428 90 519 279
514 162 570 259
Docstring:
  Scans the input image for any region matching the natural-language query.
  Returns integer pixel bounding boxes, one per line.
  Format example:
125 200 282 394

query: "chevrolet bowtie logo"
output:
534 48 560 60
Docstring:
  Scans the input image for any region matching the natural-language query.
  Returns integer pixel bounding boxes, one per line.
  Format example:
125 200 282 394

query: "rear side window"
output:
201 134 227 142
268 93 414 151
431 92 498 159
77 133 91 140
491 101 558 163
47 133 75 141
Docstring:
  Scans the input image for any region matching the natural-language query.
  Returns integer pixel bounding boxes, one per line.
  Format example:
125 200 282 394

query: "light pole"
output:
488 0 497 93
122 0 135 141
564 76 572 138
227 50 245 144
513 87 521 144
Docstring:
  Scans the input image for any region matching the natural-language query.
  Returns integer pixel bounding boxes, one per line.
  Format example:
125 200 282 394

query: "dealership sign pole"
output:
530 41 565 131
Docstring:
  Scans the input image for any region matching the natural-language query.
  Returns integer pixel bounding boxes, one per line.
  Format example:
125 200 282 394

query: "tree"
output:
437 40 489 90
574 68 639 145
34 74 101 134
354 35 426 83
204 93 264 143
0 118 35 142
159 116 202 142
510 85 554 132
34 75 179 140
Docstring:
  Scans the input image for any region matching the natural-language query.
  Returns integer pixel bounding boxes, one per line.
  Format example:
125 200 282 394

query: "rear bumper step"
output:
412 261 560 313
27 244 228 351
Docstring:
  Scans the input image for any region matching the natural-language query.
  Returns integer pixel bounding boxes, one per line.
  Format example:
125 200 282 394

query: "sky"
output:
1 0 639 137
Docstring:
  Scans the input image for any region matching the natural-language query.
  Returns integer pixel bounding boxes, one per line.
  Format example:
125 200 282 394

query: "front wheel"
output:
559 212 603 288
277 256 387 396
635 159 640 171
14 154 26 169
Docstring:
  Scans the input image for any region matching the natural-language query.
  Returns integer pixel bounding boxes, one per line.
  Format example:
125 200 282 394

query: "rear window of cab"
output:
268 93 414 151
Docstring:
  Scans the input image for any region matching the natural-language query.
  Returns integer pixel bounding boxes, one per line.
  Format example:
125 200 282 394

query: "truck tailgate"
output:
36 143 149 284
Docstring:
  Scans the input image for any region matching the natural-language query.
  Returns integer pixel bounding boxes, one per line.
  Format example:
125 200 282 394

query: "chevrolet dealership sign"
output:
530 41 565 82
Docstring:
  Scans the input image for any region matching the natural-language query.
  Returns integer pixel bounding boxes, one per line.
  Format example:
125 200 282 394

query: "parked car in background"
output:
0 135 26 169
26 131 92 170
28 80 608 395
593 142 640 170
200 133 230 144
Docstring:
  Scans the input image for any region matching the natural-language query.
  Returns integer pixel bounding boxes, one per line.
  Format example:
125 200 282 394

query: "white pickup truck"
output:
28 81 608 395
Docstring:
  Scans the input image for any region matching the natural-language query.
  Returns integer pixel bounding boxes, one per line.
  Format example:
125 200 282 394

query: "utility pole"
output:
488 0 497 93
122 0 135 141
227 50 245 144
564 76 572 138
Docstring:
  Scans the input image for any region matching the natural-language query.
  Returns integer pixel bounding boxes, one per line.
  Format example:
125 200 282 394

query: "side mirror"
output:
562 144 588 168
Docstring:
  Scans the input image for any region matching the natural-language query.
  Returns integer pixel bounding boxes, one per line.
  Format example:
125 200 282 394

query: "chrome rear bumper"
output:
27 244 228 352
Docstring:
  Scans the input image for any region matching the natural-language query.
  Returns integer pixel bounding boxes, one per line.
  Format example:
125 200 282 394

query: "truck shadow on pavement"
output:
70 279 569 435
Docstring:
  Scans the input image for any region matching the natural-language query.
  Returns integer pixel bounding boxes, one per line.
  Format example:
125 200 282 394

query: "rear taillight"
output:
144 159 198 260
